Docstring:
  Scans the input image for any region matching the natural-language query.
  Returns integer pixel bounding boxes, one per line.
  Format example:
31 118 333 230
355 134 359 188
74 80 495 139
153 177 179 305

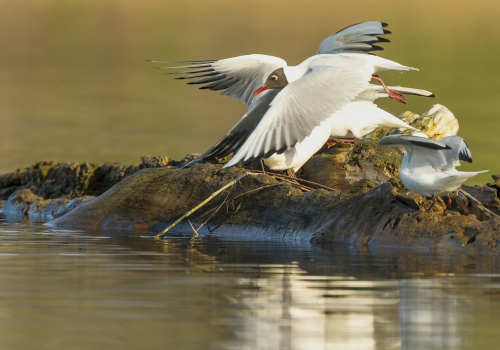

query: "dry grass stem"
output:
232 183 286 200
195 188 234 232
194 183 285 232
250 169 338 193
156 166 340 240
188 219 200 236
156 172 250 239
276 177 312 192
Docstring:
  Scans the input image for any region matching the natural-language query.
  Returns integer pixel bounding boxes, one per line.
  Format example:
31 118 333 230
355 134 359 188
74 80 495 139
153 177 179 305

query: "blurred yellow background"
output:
0 0 498 184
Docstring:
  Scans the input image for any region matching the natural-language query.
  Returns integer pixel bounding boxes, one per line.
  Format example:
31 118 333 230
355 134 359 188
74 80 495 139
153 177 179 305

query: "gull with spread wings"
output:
153 22 434 174
154 22 401 107
222 53 421 172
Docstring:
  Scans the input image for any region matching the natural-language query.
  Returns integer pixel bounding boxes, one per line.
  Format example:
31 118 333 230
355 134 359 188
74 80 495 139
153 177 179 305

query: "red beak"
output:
252 85 269 97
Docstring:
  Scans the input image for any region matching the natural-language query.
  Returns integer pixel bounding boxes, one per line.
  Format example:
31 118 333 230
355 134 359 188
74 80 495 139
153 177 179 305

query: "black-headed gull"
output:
162 22 433 173
377 134 488 214
221 53 424 170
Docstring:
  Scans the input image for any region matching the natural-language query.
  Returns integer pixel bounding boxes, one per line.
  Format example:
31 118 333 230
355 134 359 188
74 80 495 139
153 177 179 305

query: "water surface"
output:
0 217 499 349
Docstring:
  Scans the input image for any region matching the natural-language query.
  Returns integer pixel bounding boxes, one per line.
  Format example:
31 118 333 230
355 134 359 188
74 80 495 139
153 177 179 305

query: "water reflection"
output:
0 219 498 349
399 279 464 349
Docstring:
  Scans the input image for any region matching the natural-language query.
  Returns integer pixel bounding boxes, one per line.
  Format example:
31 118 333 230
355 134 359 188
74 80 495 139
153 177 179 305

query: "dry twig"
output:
459 189 500 220
232 183 286 200
156 172 250 239
195 187 234 232
187 219 200 236
156 166 340 240
250 169 338 193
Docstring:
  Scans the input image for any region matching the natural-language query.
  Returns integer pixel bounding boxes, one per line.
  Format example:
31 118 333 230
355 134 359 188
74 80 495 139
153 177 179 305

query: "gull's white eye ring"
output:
271 75 278 81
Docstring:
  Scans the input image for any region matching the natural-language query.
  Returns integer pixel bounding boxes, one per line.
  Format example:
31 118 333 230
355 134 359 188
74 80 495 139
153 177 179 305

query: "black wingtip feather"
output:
383 29 392 35
168 68 215 75
187 75 226 85
199 78 236 91
460 152 473 163
376 37 391 43
175 72 219 80
409 140 450 150
176 60 217 64
459 141 473 163
381 22 389 27
370 45 384 51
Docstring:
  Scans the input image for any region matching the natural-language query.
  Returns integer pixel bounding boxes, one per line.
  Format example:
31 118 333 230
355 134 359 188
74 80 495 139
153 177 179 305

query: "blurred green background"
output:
0 0 498 184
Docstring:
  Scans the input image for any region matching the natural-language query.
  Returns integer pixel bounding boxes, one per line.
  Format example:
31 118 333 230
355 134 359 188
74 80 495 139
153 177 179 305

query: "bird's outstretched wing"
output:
151 55 286 107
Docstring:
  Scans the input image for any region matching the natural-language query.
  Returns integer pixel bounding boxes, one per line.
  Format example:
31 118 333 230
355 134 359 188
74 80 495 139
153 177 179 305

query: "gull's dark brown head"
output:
253 68 289 97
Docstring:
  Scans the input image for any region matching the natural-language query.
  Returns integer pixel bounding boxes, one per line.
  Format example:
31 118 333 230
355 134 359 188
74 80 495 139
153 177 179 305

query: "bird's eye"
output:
271 75 278 81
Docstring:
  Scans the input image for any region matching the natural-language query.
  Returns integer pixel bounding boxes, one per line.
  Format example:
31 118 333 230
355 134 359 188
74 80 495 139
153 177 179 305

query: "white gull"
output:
377 134 488 214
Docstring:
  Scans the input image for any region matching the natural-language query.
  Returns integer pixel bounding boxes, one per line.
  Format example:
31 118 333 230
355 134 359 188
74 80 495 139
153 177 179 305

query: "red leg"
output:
426 195 437 213
371 75 407 105
326 137 358 148
326 138 338 148
338 137 358 144
415 195 437 215
441 194 452 216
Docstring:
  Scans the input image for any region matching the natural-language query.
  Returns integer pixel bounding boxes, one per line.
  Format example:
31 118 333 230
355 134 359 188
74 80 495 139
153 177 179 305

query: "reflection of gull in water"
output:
377 134 488 214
